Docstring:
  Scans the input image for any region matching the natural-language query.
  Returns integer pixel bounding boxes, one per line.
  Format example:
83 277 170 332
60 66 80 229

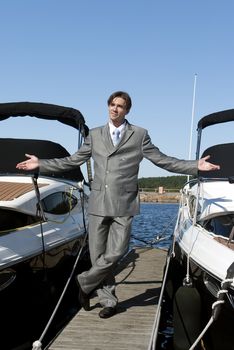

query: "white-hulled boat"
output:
170 109 234 350
0 102 90 349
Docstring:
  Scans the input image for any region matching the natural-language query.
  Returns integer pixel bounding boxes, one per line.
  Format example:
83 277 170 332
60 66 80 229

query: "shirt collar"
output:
109 120 126 135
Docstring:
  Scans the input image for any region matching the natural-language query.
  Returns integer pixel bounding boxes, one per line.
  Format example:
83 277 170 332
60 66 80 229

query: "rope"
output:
31 188 88 350
221 278 234 287
188 277 233 350
131 213 177 247
143 197 180 349
189 316 214 350
32 341 42 350
32 232 88 349
147 250 172 350
32 175 47 273
185 180 201 284
171 195 185 258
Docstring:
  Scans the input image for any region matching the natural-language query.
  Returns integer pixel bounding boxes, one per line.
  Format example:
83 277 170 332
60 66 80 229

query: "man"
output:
16 91 220 318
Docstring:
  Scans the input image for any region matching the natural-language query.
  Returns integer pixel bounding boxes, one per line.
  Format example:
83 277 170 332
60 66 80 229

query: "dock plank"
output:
49 247 167 350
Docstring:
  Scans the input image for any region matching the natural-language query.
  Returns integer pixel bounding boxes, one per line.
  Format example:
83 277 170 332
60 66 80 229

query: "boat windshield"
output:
203 214 234 239
0 208 40 233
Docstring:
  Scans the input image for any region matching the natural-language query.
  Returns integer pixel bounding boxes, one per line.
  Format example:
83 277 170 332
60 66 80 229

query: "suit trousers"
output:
78 214 133 307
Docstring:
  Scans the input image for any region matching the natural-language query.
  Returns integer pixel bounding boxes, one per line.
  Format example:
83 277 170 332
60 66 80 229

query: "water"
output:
131 202 179 249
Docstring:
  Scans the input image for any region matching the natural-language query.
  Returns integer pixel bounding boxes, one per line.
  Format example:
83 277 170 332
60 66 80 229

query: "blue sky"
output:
1 0 234 178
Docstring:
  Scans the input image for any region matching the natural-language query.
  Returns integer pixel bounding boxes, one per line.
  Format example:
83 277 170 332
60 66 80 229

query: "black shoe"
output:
75 276 90 311
99 307 116 319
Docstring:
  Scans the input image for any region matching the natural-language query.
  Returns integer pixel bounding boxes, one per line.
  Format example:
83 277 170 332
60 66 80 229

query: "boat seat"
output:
0 138 84 181
198 143 234 178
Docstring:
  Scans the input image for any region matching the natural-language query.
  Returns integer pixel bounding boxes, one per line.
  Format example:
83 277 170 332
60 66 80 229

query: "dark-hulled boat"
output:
0 102 90 349
169 109 234 350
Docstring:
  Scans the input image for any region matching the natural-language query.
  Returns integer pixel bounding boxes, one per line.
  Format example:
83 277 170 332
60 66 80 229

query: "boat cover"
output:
193 181 234 220
0 102 89 135
0 138 84 181
197 109 234 130
198 143 234 178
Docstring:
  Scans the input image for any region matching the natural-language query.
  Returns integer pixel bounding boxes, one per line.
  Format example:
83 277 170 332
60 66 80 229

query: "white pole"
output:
187 74 197 182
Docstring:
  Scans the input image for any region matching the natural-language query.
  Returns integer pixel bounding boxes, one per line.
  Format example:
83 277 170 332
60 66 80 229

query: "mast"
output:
187 74 197 182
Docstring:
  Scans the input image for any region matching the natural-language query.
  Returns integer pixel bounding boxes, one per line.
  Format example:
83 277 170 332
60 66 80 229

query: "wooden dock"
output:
48 247 168 350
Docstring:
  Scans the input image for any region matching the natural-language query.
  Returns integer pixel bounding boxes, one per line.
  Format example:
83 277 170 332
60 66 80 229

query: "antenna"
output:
187 74 197 182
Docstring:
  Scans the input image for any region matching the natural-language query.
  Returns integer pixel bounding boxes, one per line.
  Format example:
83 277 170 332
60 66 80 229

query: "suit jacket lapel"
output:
102 124 115 153
116 121 134 148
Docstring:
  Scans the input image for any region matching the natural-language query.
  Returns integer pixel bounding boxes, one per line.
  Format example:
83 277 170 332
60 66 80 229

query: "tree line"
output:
138 175 188 190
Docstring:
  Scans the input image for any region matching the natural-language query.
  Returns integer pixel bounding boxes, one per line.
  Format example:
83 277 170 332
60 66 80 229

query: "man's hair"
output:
107 91 132 113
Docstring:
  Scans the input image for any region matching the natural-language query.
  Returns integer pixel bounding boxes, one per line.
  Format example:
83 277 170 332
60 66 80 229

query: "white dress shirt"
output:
109 121 126 144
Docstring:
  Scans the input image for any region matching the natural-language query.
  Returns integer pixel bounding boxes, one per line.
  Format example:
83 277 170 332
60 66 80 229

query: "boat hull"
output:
0 102 90 349
0 175 91 349
169 242 234 350
0 235 90 350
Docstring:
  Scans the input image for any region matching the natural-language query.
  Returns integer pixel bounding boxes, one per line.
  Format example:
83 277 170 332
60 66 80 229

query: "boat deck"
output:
0 181 47 200
48 247 168 350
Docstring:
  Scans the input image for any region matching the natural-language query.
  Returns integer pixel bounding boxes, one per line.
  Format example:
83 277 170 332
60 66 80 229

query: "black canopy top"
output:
0 138 84 181
198 143 234 178
0 102 89 135
197 109 234 130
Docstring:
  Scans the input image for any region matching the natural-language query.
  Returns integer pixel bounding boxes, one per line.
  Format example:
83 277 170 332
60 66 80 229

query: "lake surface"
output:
131 202 179 249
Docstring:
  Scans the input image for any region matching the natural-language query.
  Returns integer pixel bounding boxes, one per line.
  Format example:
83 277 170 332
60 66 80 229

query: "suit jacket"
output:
39 121 198 216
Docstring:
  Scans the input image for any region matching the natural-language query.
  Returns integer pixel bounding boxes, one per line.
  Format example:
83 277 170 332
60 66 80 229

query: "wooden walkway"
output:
48 247 168 350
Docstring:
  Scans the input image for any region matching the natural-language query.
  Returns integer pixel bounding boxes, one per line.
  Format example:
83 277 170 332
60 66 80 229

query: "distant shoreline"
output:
139 191 180 203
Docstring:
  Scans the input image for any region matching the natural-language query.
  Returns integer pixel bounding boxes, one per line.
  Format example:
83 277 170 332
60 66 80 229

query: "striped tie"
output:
113 129 120 146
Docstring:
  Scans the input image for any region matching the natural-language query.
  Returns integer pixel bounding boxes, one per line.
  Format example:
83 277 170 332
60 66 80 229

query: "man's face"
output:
108 97 128 126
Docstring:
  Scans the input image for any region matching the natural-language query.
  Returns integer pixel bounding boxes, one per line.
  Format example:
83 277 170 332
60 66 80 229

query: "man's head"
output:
107 91 132 127
107 91 132 113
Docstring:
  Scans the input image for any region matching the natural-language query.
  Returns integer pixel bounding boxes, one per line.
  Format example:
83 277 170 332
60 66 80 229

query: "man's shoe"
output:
99 307 116 319
75 277 90 311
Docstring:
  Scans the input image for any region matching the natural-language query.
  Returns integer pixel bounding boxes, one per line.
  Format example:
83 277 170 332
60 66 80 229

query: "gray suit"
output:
39 121 198 306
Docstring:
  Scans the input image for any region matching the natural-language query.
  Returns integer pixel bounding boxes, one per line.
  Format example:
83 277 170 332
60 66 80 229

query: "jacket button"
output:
105 185 108 188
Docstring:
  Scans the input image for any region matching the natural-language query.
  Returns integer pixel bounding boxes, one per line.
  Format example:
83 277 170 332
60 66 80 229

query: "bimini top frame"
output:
0 101 89 136
196 108 234 159
0 102 89 181
196 109 234 179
